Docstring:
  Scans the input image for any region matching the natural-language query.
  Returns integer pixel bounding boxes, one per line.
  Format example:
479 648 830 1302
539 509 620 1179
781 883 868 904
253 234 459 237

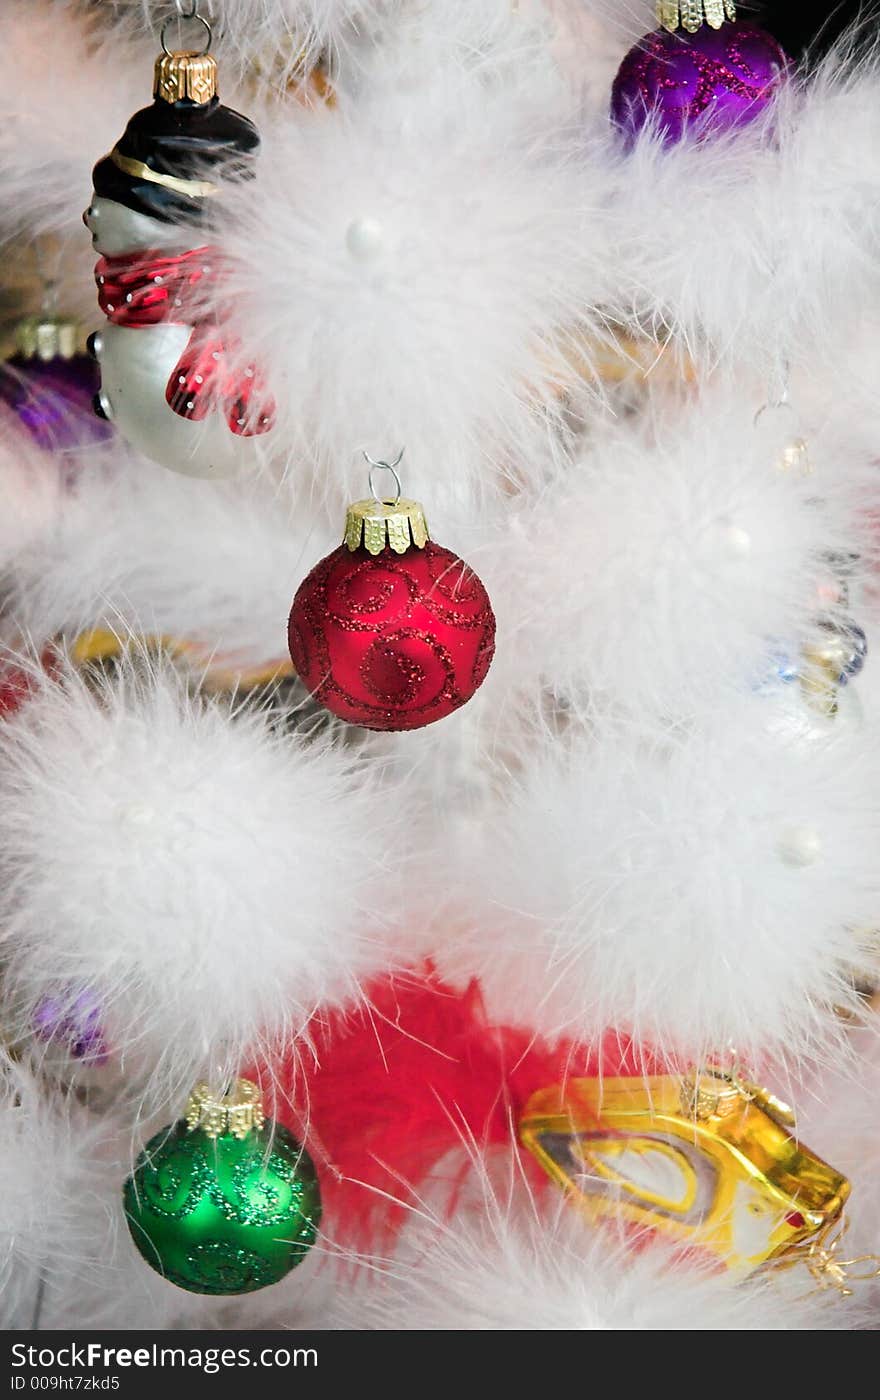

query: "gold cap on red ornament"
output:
344 498 430 556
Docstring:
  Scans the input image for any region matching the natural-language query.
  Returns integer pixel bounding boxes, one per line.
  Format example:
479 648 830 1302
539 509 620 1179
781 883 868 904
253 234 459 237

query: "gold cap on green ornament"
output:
185 1077 265 1140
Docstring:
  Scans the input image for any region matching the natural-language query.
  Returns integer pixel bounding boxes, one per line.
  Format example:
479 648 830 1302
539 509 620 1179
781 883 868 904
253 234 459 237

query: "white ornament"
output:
85 196 267 480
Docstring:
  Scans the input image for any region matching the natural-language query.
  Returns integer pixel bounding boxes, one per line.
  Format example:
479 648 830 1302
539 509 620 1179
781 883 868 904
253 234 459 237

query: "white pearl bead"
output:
722 525 752 558
346 217 386 261
708 520 751 558
777 825 823 867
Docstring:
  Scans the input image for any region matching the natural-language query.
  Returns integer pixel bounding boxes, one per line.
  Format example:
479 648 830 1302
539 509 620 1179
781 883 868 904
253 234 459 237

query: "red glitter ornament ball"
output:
289 538 496 731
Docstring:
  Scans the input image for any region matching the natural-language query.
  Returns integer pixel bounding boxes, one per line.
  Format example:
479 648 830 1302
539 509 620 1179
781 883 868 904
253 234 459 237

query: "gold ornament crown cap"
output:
344 497 430 556
656 0 736 32
154 50 218 104
13 315 79 362
185 1077 265 1140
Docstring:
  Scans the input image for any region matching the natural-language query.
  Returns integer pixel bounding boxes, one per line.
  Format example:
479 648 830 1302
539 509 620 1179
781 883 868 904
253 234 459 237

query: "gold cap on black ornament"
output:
154 50 218 104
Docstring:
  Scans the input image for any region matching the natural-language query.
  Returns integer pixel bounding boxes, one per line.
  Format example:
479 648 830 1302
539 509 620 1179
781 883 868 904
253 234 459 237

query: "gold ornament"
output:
800 631 855 721
656 1 736 33
799 653 840 719
520 1072 850 1279
534 328 697 405
65 629 294 696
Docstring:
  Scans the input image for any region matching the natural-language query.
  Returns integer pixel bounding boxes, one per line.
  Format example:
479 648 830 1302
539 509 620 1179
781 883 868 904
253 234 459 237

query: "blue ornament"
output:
754 645 800 692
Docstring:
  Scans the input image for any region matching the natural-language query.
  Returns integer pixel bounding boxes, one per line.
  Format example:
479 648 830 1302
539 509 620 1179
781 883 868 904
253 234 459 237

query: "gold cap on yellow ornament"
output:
185 1078 265 1140
344 450 430 556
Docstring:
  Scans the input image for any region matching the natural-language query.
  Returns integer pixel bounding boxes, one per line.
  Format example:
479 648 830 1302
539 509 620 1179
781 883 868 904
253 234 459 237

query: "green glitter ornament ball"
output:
123 1114 321 1296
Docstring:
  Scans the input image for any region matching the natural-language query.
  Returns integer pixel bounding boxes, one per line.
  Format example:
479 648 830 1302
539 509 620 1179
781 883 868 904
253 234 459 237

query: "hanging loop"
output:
161 4 212 56
363 448 405 507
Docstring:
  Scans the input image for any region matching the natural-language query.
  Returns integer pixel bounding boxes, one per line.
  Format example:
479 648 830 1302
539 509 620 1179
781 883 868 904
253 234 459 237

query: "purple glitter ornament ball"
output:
611 23 788 146
0 355 111 452
32 990 110 1065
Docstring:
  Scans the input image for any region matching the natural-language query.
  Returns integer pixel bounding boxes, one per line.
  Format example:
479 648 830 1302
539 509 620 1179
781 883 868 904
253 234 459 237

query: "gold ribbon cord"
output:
771 1217 880 1298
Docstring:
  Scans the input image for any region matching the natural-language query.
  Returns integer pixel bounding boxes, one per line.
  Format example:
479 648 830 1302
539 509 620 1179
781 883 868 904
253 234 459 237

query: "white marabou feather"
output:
2 437 336 657
101 0 653 93
343 1151 866 1330
333 0 652 115
432 691 880 1066
0 4 152 258
210 36 614 507
476 382 879 720
0 409 66 572
0 1054 112 1327
0 662 399 1107
609 40 880 375
103 0 386 84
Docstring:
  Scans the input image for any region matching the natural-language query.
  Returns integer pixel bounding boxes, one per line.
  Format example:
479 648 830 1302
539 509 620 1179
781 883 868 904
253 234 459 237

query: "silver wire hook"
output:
753 356 793 427
363 448 405 506
161 3 212 56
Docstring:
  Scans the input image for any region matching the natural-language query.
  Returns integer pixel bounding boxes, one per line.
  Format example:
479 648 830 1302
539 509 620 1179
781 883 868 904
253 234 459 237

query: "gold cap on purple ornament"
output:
656 0 736 32
14 314 79 362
